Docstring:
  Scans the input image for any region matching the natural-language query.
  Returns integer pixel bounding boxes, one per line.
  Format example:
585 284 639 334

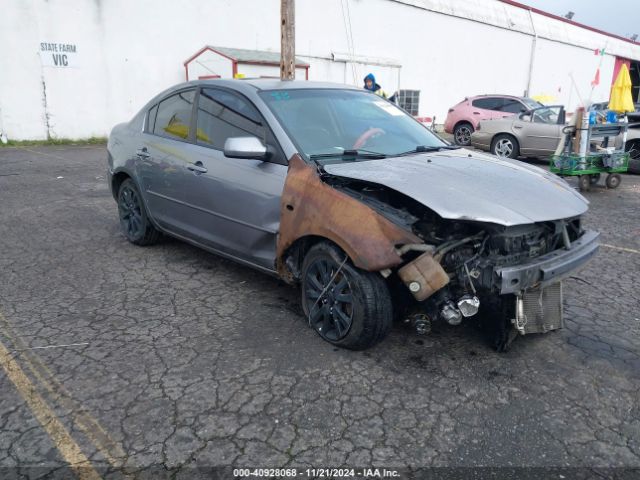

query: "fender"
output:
276 155 421 276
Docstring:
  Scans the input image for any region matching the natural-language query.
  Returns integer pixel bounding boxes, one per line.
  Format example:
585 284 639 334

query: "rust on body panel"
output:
276 155 421 276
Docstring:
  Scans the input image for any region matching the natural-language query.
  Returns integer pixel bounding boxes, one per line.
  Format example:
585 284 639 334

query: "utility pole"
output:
280 0 295 80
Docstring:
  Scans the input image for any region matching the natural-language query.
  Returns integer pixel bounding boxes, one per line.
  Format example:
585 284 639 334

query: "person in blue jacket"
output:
363 73 388 99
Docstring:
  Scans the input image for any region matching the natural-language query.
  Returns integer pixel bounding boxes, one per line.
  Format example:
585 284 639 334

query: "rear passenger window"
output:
196 88 265 149
153 90 195 141
472 97 502 111
146 104 158 133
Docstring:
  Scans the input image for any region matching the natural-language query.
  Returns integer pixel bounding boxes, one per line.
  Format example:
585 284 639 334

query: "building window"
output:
397 90 420 116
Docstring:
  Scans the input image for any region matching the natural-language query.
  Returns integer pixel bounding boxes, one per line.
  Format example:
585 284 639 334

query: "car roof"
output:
137 79 367 121
176 78 362 95
470 94 525 100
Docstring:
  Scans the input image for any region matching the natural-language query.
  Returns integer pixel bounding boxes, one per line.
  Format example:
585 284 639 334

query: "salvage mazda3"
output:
107 80 599 351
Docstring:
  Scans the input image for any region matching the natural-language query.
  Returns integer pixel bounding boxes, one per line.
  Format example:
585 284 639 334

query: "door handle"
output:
187 161 208 174
514 125 523 129
136 147 150 159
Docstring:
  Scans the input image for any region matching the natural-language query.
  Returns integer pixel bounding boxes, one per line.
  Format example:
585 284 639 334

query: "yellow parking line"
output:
0 339 102 480
0 313 130 472
602 243 640 255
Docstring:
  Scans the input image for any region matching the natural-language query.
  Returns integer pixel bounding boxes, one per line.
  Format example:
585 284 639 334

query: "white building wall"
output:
238 64 307 79
1 0 639 140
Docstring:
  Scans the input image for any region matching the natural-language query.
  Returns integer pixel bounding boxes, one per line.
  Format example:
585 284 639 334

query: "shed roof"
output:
185 46 310 67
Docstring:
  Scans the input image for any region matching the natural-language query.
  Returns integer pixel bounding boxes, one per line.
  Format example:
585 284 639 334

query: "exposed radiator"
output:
514 282 563 335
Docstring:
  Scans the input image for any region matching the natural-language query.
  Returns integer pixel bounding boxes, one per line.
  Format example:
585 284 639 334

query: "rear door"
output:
137 89 197 234
182 87 287 270
471 97 507 123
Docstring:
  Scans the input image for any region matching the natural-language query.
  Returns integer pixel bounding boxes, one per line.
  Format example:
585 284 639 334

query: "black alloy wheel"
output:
304 256 355 342
300 242 393 350
117 179 160 245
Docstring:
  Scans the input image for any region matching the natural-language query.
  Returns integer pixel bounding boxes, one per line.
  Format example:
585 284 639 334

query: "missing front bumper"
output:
514 282 563 335
495 230 599 295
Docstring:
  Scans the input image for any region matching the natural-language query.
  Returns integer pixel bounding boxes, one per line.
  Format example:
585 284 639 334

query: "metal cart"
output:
550 122 629 191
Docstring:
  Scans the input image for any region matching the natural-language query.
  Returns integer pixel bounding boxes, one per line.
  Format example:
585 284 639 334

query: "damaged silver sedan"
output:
107 80 599 351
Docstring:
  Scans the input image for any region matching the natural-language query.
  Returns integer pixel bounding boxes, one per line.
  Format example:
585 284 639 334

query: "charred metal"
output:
277 156 598 349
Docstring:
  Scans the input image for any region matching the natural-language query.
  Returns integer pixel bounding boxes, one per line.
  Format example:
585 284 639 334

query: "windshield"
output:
259 89 446 160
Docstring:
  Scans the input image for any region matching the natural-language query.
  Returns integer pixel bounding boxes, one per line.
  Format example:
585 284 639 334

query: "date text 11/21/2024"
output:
233 468 400 478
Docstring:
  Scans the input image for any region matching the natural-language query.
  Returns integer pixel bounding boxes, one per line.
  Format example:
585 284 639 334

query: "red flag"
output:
591 68 600 87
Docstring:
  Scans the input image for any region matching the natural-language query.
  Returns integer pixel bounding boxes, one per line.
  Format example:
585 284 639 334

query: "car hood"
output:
322 149 588 226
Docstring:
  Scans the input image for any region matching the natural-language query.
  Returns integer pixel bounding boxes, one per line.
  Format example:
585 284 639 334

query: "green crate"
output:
550 152 629 176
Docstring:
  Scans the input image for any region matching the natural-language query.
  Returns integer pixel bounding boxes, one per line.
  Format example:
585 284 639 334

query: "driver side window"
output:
196 88 265 149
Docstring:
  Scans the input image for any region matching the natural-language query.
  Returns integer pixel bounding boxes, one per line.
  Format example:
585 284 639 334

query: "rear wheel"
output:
117 178 160 245
453 122 474 146
301 242 393 350
491 134 520 159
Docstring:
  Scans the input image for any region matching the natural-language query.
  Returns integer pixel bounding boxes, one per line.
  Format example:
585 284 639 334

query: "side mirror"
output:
224 137 269 160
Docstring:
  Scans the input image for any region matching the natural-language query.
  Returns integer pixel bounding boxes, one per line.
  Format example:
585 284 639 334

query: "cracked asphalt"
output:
0 145 639 477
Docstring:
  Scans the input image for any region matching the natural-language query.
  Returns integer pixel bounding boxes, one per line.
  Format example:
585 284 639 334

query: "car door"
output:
137 89 198 235
516 106 563 156
181 87 287 270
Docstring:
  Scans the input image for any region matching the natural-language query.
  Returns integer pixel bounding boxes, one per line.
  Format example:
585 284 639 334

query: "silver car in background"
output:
470 105 566 159
108 80 598 351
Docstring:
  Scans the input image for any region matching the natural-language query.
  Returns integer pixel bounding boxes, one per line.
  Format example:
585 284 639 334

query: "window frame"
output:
148 88 197 143
499 98 528 114
472 97 502 111
145 104 159 134
194 86 287 165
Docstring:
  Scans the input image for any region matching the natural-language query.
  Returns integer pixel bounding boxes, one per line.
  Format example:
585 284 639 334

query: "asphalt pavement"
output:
0 145 639 478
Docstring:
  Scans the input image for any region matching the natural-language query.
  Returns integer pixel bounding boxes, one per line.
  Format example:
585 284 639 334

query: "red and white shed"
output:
184 46 309 80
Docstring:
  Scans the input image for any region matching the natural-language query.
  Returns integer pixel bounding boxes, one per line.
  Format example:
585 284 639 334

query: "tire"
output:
605 173 621 189
491 134 520 159
117 178 160 246
301 242 393 350
578 175 591 192
625 140 640 174
453 122 474 146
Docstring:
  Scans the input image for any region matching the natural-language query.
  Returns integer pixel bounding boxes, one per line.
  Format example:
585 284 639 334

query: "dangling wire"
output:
307 255 349 327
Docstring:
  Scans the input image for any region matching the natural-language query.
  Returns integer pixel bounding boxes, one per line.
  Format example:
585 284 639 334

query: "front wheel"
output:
117 178 160 245
301 242 393 350
491 134 520 159
578 175 591 192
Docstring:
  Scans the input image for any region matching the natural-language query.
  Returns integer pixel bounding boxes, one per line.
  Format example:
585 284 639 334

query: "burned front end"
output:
327 176 599 349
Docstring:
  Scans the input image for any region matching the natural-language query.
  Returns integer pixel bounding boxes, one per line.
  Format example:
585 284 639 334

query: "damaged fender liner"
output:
495 230 600 294
276 155 421 279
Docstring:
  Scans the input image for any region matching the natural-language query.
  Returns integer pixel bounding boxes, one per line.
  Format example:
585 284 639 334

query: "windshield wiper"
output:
309 149 387 161
395 145 461 157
